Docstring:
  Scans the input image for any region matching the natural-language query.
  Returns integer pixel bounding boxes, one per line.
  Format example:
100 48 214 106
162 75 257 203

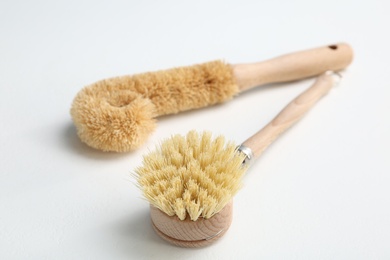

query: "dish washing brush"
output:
71 43 352 152
135 71 341 247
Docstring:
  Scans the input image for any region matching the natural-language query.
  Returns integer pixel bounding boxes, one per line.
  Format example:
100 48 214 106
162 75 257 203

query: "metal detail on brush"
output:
236 144 254 166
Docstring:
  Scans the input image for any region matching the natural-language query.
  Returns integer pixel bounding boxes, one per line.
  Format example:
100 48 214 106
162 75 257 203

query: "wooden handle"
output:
242 72 337 159
233 43 352 91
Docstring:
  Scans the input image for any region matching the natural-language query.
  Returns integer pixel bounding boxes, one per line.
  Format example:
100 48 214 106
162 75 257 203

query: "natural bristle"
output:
71 61 237 152
135 131 247 221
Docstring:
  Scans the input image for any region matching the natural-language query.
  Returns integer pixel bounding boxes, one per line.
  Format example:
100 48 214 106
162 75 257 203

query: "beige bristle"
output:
71 61 237 152
135 131 248 221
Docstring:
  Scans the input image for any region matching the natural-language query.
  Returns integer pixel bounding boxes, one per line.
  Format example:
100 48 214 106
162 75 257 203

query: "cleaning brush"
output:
135 71 341 247
71 43 352 152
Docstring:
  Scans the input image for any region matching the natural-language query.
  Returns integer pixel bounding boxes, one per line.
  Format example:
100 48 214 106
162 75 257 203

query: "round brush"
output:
135 71 341 247
71 43 352 152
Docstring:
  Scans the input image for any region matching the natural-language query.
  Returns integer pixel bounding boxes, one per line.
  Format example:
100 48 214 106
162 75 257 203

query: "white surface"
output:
1 0 389 259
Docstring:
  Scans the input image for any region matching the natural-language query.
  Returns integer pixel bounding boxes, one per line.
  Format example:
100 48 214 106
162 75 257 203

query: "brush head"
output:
135 131 248 246
135 131 247 221
71 61 238 152
70 89 157 152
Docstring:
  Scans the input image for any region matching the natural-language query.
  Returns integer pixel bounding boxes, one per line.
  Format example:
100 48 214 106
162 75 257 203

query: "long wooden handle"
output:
242 72 338 159
233 43 352 91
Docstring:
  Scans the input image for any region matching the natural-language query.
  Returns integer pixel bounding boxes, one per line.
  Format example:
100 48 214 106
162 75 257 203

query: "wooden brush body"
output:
150 201 233 248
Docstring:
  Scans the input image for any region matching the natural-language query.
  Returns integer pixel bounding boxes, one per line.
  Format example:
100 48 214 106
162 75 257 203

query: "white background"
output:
1 0 389 259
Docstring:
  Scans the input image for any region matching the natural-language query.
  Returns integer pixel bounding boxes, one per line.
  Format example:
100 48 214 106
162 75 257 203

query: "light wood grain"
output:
233 43 352 91
242 72 337 159
150 201 233 247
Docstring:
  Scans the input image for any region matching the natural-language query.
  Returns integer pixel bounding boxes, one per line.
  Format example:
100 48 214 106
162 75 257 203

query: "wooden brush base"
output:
150 201 233 247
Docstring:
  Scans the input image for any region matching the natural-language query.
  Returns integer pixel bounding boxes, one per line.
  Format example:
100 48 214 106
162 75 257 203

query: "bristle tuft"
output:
135 131 248 221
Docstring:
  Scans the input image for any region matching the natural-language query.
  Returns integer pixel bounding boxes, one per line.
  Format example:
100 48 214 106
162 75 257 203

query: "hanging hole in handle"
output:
328 45 338 50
